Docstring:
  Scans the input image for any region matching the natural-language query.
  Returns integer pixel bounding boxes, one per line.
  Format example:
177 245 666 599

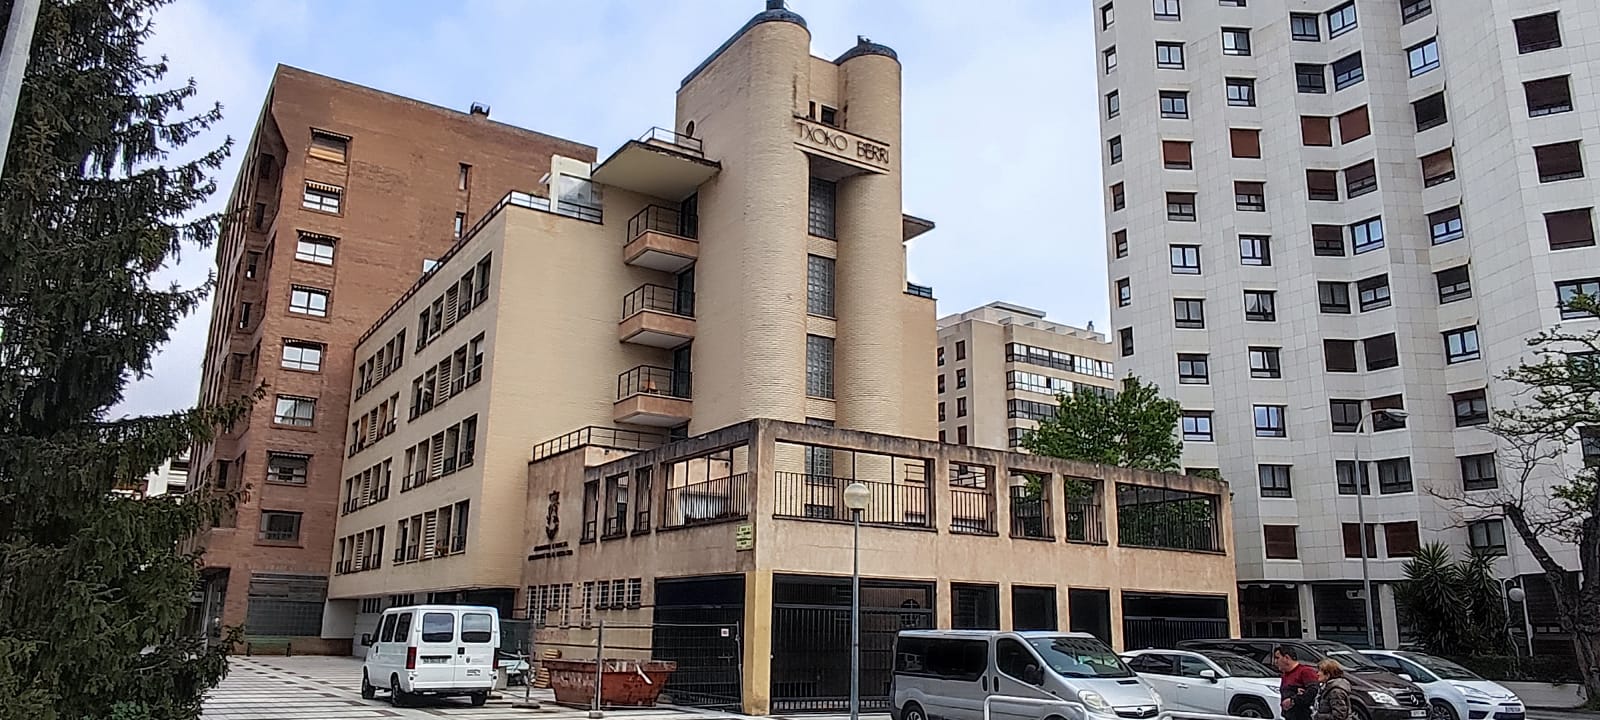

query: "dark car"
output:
1177 639 1428 720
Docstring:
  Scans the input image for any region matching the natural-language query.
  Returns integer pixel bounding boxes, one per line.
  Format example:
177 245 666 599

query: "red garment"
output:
1280 663 1322 720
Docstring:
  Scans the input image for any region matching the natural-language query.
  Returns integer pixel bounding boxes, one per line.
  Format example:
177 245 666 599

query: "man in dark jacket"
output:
1274 645 1321 720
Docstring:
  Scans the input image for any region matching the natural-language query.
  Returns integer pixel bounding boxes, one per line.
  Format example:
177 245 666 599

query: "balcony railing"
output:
531 426 665 462
950 485 997 535
1065 497 1107 544
622 284 695 319
1115 484 1221 552
639 126 704 155
617 365 691 400
663 473 750 528
627 204 698 241
603 515 627 538
774 472 932 528
1009 486 1054 540
906 282 934 299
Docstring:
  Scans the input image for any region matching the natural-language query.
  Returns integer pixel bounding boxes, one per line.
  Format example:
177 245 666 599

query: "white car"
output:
1122 648 1283 719
1360 650 1525 720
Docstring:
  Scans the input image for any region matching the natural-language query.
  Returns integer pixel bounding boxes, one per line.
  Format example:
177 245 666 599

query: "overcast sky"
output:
115 0 1106 417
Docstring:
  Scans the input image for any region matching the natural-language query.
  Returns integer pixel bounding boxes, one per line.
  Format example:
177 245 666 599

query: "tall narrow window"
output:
1107 90 1121 118
1111 136 1125 165
806 255 835 317
806 335 834 399
458 163 471 191
807 177 837 239
1104 46 1118 73
453 212 465 238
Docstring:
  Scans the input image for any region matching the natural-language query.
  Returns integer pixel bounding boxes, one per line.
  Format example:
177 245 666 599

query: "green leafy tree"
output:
1021 375 1183 473
1394 543 1512 658
0 1 252 717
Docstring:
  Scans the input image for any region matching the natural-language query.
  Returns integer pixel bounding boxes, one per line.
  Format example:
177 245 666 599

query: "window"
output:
1401 0 1431 23
1157 42 1185 69
1419 148 1456 187
1307 170 1339 201
1453 389 1489 427
1313 224 1345 256
1468 519 1508 555
1174 298 1205 329
1351 216 1384 253
1338 106 1371 142
1377 458 1413 494
1525 76 1573 117
1357 274 1391 312
237 301 252 329
938 401 945 422
274 395 316 427
289 286 329 317
1114 229 1129 258
1235 181 1265 211
807 255 835 317
282 340 323 372
1413 92 1448 131
1296 64 1326 94
1408 39 1440 76
308 130 348 162
267 453 309 485
1342 523 1378 557
1227 77 1256 107
956 427 969 446
1364 334 1399 370
1257 466 1292 499
1546 208 1595 250
1437 265 1472 303
1514 12 1561 54
1222 28 1251 55
1581 426 1600 466
453 212 465 238
302 182 342 213
1344 160 1377 198
1181 411 1213 441
1230 128 1261 159
1254 405 1286 438
1444 326 1481 363
1249 347 1281 378
1104 46 1119 73
1239 235 1270 266
1159 91 1189 118
1326 2 1356 36
1430 206 1464 244
1319 282 1351 314
806 335 834 398
1385 522 1420 557
1332 53 1364 90
1161 140 1191 169
1177 353 1210 384
259 511 303 542
1337 460 1371 495
1244 290 1275 321
808 177 837 238
1325 339 1358 372
1263 525 1298 558
1107 91 1120 118
1116 279 1132 307
1170 244 1200 273
1119 327 1134 357
1154 0 1180 19
456 162 471 191
1111 183 1125 211
293 233 337 265
1102 3 1114 29
1330 399 1362 432
938 374 945 394
1167 193 1196 222
1535 141 1584 183
956 341 966 361
1110 136 1125 165
1371 395 1406 430
1557 278 1600 319
1461 454 1498 491
957 397 968 418
1219 0 1245 5
1291 13 1320 41
1301 116 1333 146
957 369 967 388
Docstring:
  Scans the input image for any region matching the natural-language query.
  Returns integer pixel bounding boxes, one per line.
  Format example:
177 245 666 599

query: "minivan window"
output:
462 612 495 643
393 611 413 641
1400 652 1479 681
896 637 987 681
422 612 455 643
997 638 1036 679
1027 636 1133 678
1128 654 1176 675
379 613 399 643
1309 641 1384 670
1204 652 1274 678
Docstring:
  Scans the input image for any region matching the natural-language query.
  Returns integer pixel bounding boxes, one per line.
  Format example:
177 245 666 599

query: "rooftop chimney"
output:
766 0 785 10
1086 320 1095 332
469 102 491 118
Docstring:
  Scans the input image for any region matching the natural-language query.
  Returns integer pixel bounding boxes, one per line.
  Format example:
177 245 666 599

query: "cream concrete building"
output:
936 302 1117 450
1096 0 1596 652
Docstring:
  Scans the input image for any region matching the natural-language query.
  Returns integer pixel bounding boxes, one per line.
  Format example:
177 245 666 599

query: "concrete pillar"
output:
1108 588 1125 651
1298 584 1318 639
1378 583 1401 649
741 570 774 716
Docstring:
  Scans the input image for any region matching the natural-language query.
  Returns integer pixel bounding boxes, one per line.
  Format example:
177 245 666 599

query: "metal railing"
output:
556 199 602 223
603 515 627 538
622 284 695 319
627 204 698 240
617 365 691 400
663 473 750 528
639 126 703 155
1064 497 1107 544
1116 488 1223 553
1009 486 1054 540
905 282 934 298
950 485 996 535
773 472 932 528
530 425 665 462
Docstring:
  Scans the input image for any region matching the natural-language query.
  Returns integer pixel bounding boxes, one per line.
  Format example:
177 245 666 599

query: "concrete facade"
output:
1096 0 1597 647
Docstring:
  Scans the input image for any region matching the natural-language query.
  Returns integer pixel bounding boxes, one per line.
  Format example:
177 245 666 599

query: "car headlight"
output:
1148 686 1165 710
1453 685 1493 703
1368 692 1399 706
1079 690 1113 713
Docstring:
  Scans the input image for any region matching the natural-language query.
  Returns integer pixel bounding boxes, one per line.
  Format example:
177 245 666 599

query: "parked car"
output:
1360 650 1525 720
1178 639 1429 720
1121 648 1283 718
361 604 500 707
892 630 1163 720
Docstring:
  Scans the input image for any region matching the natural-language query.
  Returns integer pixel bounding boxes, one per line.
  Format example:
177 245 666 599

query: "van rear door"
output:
417 610 458 675
456 611 498 686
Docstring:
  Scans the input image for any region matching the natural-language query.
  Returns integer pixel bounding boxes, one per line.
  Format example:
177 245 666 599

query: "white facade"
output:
141 452 191 497
1097 0 1597 646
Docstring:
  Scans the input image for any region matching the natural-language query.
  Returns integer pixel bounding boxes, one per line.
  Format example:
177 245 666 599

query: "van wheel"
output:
360 672 375 700
1432 701 1459 720
1233 698 1272 718
390 675 409 708
902 702 927 720
471 692 488 707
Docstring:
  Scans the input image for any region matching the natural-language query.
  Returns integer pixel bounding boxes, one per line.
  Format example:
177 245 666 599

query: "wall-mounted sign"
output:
794 118 891 173
734 523 755 551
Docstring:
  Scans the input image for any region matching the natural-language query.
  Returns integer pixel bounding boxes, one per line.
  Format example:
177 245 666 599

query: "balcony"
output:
624 205 698 272
591 127 720 202
613 365 692 426
619 284 695 348
774 473 932 528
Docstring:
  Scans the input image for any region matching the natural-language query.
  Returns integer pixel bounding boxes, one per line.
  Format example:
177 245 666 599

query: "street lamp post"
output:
843 482 872 720
1353 408 1407 650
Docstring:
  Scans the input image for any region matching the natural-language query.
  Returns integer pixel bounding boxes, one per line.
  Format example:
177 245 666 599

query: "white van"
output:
360 604 500 707
892 630 1163 720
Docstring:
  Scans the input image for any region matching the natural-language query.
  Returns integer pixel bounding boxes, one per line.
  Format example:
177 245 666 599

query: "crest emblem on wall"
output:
545 491 560 540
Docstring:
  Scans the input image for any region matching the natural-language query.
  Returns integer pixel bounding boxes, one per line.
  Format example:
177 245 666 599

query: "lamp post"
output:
843 482 871 720
1352 408 1407 650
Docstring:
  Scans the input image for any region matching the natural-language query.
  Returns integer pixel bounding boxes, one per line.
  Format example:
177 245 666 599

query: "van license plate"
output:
1410 710 1427 717
422 657 449 664
467 669 480 676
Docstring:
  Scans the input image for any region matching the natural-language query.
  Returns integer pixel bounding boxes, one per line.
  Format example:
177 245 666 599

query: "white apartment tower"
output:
1098 0 1597 651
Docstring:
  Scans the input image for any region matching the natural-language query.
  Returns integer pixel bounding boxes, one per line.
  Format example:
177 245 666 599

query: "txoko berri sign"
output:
793 117 891 173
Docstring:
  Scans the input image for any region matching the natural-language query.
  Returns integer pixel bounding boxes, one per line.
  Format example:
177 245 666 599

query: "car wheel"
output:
902 702 926 720
360 672 375 700
390 675 408 708
471 692 488 707
1432 701 1459 720
1234 699 1272 718
1353 703 1372 720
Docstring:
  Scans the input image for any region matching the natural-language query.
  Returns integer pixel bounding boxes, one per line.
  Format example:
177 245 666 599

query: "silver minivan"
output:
892 630 1164 720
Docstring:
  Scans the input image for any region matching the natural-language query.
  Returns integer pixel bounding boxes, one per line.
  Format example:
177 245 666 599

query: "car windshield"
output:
1401 653 1481 681
1204 652 1276 678
1028 636 1134 678
1309 642 1385 671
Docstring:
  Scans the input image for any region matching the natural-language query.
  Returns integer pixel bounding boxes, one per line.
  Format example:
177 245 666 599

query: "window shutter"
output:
1338 105 1371 141
1230 128 1262 158
1161 140 1192 168
421 511 438 560
1422 149 1456 180
436 359 453 403
445 285 459 326
430 435 445 478
354 533 367 570
1300 116 1333 146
